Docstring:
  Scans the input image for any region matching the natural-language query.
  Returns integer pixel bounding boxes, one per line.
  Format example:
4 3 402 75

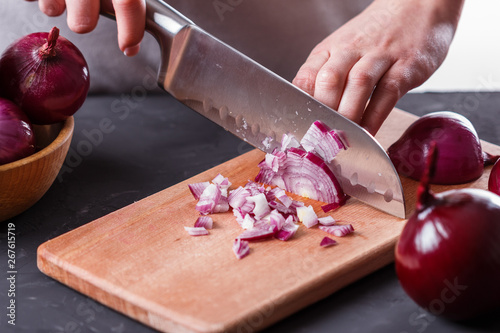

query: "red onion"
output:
0 27 89 125
388 111 498 185
395 144 500 320
488 159 500 196
0 98 35 165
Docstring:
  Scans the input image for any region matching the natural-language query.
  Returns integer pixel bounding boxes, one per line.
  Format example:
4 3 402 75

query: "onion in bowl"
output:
0 98 35 165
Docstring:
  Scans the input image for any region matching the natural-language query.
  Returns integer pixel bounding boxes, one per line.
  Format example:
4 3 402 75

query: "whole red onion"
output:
395 144 500 320
388 111 498 185
0 97 36 165
0 27 89 125
489 160 500 196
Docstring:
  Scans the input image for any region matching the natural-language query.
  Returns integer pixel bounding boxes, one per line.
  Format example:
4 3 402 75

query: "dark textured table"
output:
1 92 499 333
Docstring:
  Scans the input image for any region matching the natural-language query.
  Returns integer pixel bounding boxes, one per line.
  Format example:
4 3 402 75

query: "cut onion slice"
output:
195 183 221 215
184 226 209 236
233 238 250 259
237 226 275 241
188 181 210 201
320 237 337 247
319 224 354 237
275 216 299 241
194 216 213 229
300 120 346 163
318 216 336 226
296 205 318 228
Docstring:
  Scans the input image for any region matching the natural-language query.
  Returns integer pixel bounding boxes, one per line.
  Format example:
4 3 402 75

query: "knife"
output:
108 0 406 218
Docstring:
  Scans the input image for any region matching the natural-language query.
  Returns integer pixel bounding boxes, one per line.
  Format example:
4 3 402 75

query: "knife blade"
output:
137 0 406 218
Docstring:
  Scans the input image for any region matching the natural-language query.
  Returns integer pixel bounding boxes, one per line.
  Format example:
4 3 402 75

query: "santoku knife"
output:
108 0 406 218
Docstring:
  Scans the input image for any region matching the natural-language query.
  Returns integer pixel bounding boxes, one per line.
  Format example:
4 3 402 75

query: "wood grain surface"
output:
37 109 500 333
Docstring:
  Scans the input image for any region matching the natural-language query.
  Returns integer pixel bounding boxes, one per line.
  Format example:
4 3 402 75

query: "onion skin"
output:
0 27 89 125
0 98 36 165
388 111 489 185
489 160 500 196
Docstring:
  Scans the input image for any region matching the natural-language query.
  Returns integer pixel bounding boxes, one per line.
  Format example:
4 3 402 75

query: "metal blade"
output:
154 25 405 218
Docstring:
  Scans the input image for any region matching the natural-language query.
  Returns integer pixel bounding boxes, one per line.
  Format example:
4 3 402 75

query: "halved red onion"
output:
320 237 337 247
296 205 318 228
319 224 354 237
184 226 209 236
256 147 346 204
233 238 250 259
300 120 346 163
388 111 499 185
194 216 213 229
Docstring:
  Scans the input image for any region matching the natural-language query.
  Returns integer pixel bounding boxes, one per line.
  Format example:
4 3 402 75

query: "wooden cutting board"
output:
37 109 499 333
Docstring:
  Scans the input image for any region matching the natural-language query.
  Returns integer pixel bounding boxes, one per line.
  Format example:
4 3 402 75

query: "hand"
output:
293 0 464 135
29 0 146 56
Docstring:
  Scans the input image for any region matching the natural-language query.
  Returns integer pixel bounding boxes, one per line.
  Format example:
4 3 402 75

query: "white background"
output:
413 0 500 92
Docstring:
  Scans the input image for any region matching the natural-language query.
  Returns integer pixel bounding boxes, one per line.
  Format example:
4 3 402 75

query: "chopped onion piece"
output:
268 209 286 232
247 193 271 219
184 226 209 236
296 205 318 228
188 181 210 200
318 216 336 226
320 237 337 247
281 133 300 151
233 238 250 259
319 224 354 237
300 120 346 163
213 195 230 213
194 216 213 229
212 173 232 189
241 214 255 229
275 216 299 241
237 226 275 241
195 183 221 215
228 186 248 208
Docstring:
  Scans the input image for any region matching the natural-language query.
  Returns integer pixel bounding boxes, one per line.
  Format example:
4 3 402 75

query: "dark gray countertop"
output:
1 92 499 333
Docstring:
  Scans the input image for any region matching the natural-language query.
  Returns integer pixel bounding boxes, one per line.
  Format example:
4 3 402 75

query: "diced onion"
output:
296 205 318 228
318 216 336 226
320 237 337 247
233 238 250 259
194 216 213 229
319 224 354 237
184 226 209 236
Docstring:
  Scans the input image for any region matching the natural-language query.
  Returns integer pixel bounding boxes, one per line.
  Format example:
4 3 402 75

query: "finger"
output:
313 51 358 110
292 50 330 96
65 0 100 33
112 0 146 56
337 56 392 124
360 65 412 135
39 0 66 16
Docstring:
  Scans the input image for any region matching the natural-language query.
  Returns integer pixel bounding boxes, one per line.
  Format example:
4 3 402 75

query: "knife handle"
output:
101 0 194 88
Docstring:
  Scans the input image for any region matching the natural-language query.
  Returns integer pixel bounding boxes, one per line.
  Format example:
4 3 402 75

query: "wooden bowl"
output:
0 117 74 222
